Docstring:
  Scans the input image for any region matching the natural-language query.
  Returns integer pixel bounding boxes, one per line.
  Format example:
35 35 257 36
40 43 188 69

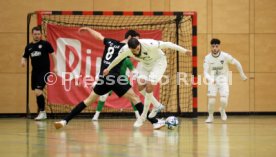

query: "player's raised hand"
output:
240 73 248 81
78 27 89 33
103 69 109 76
185 50 192 56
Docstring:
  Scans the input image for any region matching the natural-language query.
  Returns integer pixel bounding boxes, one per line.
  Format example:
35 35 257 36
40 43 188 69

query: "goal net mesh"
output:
39 12 194 116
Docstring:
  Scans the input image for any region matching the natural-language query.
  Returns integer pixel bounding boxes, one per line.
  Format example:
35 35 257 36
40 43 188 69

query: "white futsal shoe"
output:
220 108 227 121
153 118 166 130
34 111 47 121
92 111 100 121
133 116 146 128
148 104 165 118
205 115 214 123
54 120 67 129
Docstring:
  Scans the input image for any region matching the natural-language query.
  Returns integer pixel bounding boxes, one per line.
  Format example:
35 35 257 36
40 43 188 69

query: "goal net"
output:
27 11 197 117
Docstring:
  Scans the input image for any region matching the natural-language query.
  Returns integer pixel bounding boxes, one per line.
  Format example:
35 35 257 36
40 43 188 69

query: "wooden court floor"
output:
0 116 275 157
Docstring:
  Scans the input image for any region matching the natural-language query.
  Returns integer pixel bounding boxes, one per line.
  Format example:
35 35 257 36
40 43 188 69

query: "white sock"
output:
94 111 100 117
220 97 228 110
134 111 140 119
140 89 160 108
208 97 216 117
149 93 161 108
141 93 151 119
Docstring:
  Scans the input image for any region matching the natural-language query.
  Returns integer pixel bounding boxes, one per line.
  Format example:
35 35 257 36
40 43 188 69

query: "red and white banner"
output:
47 24 162 109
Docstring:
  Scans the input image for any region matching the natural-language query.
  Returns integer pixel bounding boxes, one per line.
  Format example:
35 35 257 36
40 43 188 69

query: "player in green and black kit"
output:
92 57 139 120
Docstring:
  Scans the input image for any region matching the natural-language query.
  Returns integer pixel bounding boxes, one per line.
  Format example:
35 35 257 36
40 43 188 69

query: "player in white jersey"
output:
204 38 247 123
103 38 192 127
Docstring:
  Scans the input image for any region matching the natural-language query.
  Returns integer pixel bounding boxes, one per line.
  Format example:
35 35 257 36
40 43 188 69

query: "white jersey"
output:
204 51 235 83
121 39 165 69
107 39 188 71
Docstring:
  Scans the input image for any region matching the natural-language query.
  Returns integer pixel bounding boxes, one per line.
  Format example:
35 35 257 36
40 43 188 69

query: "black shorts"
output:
93 75 131 97
31 71 49 90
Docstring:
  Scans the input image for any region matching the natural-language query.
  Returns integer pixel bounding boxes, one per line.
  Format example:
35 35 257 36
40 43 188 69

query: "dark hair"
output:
210 38 220 45
124 30 140 39
32 26 42 33
128 38 140 49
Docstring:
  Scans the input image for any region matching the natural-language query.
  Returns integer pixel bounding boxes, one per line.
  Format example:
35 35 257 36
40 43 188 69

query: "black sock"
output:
64 101 87 123
36 95 45 111
135 102 144 115
135 102 158 124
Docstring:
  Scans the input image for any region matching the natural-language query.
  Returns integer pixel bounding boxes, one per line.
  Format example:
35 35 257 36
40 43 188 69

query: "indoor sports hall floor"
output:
0 116 275 157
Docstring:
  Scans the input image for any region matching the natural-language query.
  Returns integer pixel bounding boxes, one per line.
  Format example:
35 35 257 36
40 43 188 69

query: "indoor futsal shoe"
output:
153 118 166 130
148 104 165 118
54 120 67 129
220 108 227 121
34 111 47 121
205 116 214 123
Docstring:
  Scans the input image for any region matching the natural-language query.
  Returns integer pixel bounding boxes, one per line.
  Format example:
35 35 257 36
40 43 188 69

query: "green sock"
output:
96 101 105 111
131 103 137 111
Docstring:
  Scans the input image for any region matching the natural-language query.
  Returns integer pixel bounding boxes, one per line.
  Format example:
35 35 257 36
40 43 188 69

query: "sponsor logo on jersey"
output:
36 86 42 89
113 45 120 49
30 51 42 57
140 55 152 61
212 66 223 71
108 41 114 47
103 60 111 65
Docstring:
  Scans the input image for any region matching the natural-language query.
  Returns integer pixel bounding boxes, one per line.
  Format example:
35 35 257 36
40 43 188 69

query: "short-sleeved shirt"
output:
118 39 165 69
23 40 54 72
93 38 131 97
204 51 234 77
99 38 126 76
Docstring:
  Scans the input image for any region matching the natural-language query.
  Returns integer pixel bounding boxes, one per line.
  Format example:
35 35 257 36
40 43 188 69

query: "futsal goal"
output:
26 11 197 118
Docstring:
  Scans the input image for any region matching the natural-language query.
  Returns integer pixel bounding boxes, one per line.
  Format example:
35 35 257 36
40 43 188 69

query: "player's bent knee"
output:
137 78 146 86
99 94 109 102
220 96 228 106
35 89 43 96
145 85 153 93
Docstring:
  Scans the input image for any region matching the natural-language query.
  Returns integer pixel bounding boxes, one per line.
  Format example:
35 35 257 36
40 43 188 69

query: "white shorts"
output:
207 82 229 97
137 56 167 84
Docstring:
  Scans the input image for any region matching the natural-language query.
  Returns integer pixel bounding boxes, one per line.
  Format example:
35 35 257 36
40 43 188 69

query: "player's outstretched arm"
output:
125 58 139 80
159 41 192 55
232 58 247 81
104 49 130 76
78 27 104 41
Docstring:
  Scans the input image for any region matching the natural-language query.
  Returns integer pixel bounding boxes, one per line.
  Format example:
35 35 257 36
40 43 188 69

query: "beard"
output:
211 50 220 56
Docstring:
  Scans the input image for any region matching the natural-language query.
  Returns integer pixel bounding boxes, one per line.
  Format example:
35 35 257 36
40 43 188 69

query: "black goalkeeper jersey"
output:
23 40 54 72
99 38 126 76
